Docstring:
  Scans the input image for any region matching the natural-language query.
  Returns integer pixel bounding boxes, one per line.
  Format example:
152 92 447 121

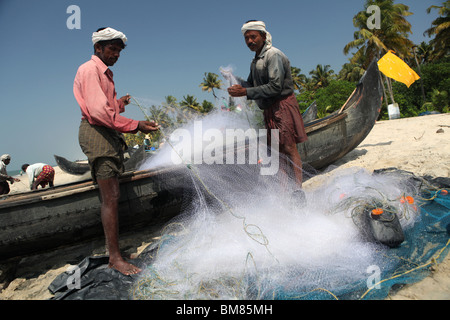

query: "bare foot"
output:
108 259 142 276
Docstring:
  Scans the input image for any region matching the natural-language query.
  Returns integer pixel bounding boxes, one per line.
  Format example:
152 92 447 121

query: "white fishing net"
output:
130 161 421 299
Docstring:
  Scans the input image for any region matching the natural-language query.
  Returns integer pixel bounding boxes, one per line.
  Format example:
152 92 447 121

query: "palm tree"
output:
180 95 202 113
162 95 187 125
201 100 214 113
344 0 414 66
344 0 414 105
309 64 335 89
200 72 222 99
338 62 365 83
162 95 178 109
161 95 178 117
290 67 307 92
411 45 426 105
147 104 174 129
414 41 433 65
302 77 317 92
424 1 450 62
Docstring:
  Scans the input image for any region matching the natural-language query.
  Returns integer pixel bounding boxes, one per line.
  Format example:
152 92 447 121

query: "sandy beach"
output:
1 113 449 300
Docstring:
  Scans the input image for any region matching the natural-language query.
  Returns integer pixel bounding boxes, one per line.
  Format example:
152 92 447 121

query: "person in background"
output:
144 134 151 150
73 27 160 275
0 154 20 195
226 20 307 202
21 163 55 190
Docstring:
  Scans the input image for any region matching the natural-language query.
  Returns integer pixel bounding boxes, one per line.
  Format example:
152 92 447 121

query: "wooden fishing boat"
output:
299 59 383 169
301 101 318 124
0 167 187 260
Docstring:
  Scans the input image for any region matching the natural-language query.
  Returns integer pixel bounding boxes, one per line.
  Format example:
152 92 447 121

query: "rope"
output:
359 238 450 300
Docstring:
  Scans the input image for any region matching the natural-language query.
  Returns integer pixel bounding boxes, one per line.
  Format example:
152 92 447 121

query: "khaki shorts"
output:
79 119 126 182
92 157 123 181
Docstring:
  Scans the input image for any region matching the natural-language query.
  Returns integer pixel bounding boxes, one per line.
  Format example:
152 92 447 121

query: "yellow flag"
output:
377 51 420 88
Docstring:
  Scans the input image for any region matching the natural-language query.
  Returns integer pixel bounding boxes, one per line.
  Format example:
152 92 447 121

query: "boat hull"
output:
299 60 383 169
0 167 186 260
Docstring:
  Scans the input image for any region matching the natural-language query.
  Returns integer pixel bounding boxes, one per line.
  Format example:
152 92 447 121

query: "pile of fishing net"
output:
49 164 450 300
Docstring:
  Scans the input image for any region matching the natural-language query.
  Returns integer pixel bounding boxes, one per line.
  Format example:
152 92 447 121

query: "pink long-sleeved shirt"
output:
73 55 139 133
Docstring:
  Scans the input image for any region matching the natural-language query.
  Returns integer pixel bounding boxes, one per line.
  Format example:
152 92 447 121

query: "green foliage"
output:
309 64 335 89
200 72 222 99
424 1 450 62
296 90 316 112
421 59 450 93
201 100 215 113
387 59 450 118
295 58 449 121
314 80 356 116
296 80 355 117
430 89 449 113
123 131 146 148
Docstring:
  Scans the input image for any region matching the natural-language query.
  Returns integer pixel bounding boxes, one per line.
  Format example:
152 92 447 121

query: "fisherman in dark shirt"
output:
227 20 307 198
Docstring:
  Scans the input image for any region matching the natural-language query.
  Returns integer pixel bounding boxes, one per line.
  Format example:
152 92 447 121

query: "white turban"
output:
92 27 127 45
1 154 10 161
241 21 272 49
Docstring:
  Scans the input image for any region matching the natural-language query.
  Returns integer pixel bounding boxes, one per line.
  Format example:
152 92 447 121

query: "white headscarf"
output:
92 27 127 45
1 154 10 161
241 20 272 49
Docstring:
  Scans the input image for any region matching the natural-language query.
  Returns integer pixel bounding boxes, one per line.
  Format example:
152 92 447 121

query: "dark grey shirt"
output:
239 45 295 109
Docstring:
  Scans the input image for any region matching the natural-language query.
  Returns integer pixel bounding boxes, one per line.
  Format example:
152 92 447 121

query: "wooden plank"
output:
41 185 97 200
305 113 347 134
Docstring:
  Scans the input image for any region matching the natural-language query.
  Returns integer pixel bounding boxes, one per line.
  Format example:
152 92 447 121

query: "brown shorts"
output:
78 119 126 181
263 94 308 146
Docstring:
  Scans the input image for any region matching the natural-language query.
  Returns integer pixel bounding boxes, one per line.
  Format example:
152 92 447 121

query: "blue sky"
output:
0 0 439 171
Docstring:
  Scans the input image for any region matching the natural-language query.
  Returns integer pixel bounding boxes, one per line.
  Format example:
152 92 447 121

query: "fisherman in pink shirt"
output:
74 27 159 275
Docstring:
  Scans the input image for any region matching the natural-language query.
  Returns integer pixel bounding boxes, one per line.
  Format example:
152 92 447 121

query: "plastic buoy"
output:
358 205 405 248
